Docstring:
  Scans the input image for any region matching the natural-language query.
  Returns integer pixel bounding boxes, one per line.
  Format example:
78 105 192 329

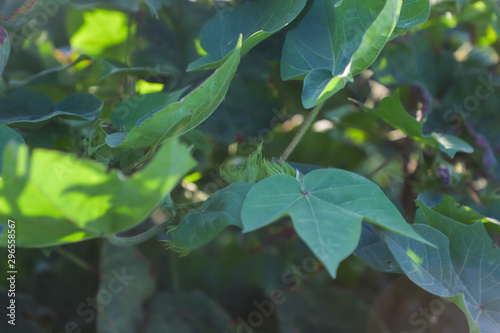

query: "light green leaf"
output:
69 9 131 56
168 182 253 251
0 124 24 171
281 0 402 108
188 0 307 71
432 195 500 233
241 169 431 278
368 91 473 158
105 36 243 149
0 139 196 247
97 243 155 333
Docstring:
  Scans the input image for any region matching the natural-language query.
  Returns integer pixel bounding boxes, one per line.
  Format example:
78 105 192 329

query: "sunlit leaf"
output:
0 139 196 247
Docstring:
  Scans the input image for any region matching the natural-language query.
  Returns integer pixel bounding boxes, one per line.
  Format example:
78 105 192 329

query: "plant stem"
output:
280 102 324 162
108 220 171 246
123 145 158 174
54 247 96 273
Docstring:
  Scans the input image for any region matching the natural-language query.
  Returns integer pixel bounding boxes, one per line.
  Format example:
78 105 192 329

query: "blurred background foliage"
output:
0 0 499 332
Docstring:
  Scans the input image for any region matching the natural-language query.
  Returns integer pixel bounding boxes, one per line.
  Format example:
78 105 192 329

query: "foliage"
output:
0 0 500 332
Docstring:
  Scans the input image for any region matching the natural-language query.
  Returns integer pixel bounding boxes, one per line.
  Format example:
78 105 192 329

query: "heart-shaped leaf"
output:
241 169 432 277
281 0 402 108
188 0 307 71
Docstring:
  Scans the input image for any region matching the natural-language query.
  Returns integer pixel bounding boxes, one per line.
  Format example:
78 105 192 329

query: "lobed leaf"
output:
241 168 432 278
381 199 500 332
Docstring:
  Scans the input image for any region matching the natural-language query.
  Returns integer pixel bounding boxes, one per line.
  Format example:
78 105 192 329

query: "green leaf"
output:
69 9 132 56
354 222 402 273
188 0 307 71
397 0 430 28
0 25 9 77
241 169 431 278
281 0 402 108
9 55 91 86
0 139 196 247
145 0 172 18
0 124 24 171
0 88 103 128
180 129 211 152
368 91 474 158
110 88 188 132
97 243 155 333
432 195 500 233
384 200 500 333
105 35 243 149
167 182 253 251
383 224 461 297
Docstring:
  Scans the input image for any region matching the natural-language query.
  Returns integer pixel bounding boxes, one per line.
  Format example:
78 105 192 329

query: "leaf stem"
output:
123 145 158 174
280 102 324 162
108 220 171 246
54 247 96 273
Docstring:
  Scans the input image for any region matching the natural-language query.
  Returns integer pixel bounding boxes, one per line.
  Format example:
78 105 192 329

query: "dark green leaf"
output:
0 25 9 77
0 88 103 127
188 0 307 71
168 182 253 250
241 169 431 277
